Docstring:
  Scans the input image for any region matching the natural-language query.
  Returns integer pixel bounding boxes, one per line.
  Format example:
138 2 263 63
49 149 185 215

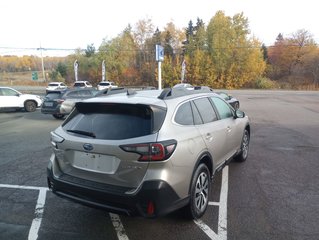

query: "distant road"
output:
1 85 46 95
8 85 319 95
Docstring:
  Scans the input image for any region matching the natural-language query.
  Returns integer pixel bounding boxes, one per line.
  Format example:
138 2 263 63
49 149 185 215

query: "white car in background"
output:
0 87 43 112
73 81 93 88
97 81 118 90
46 82 67 93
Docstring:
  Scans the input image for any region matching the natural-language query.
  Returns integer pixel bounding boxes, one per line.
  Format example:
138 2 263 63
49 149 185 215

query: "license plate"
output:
44 102 53 107
72 151 120 174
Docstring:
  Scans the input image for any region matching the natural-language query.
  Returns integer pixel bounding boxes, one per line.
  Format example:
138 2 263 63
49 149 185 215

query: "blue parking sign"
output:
156 45 164 62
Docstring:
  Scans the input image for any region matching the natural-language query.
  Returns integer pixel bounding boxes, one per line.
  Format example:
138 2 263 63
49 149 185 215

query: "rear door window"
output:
66 91 80 98
79 90 93 97
191 101 203 125
193 97 218 124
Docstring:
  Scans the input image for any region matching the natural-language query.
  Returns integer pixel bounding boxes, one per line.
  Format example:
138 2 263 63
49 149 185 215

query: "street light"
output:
37 45 46 81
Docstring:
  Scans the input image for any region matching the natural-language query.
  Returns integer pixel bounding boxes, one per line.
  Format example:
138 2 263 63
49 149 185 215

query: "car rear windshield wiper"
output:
67 129 96 138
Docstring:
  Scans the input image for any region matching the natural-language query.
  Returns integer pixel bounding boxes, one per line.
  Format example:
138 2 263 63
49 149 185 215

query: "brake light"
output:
120 140 177 161
57 99 65 104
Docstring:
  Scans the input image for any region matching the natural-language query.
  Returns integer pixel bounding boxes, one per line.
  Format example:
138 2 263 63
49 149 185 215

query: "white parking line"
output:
0 184 47 191
0 165 229 240
193 165 229 240
218 165 229 240
109 213 129 240
0 184 48 240
28 188 47 240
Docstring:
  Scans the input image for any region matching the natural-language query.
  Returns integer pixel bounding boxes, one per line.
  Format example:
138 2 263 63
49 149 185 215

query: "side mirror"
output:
234 109 245 118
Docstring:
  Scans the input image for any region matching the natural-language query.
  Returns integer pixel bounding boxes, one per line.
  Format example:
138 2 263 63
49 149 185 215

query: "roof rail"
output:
158 86 213 100
126 88 137 96
97 87 136 96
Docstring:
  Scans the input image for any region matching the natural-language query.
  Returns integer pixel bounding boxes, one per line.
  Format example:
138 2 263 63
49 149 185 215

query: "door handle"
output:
227 126 232 132
205 133 213 142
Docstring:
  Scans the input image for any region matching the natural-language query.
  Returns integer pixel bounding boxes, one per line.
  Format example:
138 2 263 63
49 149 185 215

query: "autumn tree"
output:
267 29 318 86
163 21 185 55
161 55 183 87
206 11 265 88
303 48 319 85
98 26 138 85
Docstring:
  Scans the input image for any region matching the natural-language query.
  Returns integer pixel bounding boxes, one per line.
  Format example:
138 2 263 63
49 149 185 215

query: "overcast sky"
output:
0 0 317 56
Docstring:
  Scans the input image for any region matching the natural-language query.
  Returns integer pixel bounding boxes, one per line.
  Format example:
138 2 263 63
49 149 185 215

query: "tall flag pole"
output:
156 45 164 90
102 60 106 81
74 60 78 82
181 59 186 83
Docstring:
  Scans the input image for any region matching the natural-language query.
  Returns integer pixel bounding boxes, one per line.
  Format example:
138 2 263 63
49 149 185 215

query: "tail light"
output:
56 99 65 104
120 140 177 161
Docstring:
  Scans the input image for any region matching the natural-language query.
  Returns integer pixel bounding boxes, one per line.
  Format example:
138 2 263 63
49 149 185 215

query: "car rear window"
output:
74 82 85 87
45 92 63 100
62 103 166 140
99 82 110 86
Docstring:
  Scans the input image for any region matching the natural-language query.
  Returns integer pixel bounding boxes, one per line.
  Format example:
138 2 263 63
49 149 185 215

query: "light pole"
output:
37 45 46 81
156 45 164 90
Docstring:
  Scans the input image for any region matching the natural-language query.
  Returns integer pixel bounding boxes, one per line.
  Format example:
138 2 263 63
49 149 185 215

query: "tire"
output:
52 114 65 119
186 164 211 219
235 129 250 162
24 101 37 112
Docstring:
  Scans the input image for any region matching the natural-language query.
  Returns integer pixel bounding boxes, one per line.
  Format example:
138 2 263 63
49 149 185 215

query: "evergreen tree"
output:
85 44 95 57
164 30 174 58
261 43 268 62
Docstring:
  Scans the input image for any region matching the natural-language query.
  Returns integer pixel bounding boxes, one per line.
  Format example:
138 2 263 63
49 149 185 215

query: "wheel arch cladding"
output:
188 152 213 194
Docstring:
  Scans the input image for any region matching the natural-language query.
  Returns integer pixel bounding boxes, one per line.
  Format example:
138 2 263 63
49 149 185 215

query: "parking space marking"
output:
193 165 229 240
110 213 129 240
0 184 48 240
28 188 47 240
0 184 47 192
1 165 228 240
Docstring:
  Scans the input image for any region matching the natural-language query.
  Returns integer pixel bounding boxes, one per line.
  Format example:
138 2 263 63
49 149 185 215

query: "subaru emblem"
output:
83 143 94 151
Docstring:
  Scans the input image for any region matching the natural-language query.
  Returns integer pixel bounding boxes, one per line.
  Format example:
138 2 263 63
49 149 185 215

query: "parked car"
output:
46 82 67 93
0 87 43 112
97 81 118 90
41 88 98 119
47 86 250 219
217 92 240 110
73 81 92 88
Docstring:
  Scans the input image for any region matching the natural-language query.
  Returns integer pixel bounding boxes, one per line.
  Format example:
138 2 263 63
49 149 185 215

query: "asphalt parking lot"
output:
0 90 318 240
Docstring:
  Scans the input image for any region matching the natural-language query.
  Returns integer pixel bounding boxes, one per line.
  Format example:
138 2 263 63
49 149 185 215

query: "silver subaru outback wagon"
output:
47 86 250 219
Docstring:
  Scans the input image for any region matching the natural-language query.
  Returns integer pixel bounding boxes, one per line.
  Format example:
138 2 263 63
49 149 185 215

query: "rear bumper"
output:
41 106 61 115
47 163 188 217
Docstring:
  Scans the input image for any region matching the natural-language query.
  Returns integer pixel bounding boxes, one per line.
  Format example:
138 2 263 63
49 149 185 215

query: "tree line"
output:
1 11 318 89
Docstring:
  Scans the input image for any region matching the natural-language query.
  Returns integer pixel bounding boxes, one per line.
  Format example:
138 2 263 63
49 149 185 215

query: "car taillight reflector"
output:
147 201 155 215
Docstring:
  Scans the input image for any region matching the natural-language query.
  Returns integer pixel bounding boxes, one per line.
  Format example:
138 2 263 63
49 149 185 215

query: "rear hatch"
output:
42 91 64 110
52 102 166 189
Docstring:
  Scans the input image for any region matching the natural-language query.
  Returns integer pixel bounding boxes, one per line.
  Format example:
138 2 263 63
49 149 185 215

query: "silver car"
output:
47 86 250 219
